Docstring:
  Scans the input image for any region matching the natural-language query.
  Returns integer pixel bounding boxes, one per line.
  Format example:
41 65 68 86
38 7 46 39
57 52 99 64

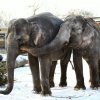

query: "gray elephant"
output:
20 15 85 91
25 15 100 89
0 12 74 95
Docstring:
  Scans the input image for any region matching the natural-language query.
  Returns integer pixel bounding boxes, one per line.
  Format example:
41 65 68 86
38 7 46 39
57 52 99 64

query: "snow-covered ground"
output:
0 54 100 100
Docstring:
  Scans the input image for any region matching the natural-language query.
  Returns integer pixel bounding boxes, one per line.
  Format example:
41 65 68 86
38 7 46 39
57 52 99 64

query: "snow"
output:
0 54 100 100
1 54 28 62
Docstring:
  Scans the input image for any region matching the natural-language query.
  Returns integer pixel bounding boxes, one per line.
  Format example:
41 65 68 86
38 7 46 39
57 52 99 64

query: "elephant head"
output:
0 18 30 94
67 16 100 49
25 15 99 55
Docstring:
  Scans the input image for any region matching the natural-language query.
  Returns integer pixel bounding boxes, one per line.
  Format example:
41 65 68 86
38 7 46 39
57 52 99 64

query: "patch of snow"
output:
0 54 100 100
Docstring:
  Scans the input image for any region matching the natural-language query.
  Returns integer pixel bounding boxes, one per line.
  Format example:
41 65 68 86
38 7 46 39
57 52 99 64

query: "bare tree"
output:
68 9 93 17
28 2 40 15
0 11 11 27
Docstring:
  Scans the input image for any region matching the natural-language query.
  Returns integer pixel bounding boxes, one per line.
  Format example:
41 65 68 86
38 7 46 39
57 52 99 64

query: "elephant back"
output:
27 12 63 47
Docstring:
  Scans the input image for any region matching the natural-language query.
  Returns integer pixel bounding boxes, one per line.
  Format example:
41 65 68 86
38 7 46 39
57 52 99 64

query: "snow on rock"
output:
0 54 28 68
0 54 28 62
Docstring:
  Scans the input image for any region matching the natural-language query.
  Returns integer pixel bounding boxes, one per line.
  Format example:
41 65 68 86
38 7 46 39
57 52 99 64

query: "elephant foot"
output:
98 82 100 87
98 81 100 88
41 90 52 96
90 80 100 89
33 86 41 94
74 84 86 90
0 90 10 95
90 84 99 90
59 81 67 87
49 81 55 88
90 86 98 90
0 88 13 95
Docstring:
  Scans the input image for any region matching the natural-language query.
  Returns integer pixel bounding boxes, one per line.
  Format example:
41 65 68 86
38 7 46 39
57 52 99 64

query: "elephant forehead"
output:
74 22 82 27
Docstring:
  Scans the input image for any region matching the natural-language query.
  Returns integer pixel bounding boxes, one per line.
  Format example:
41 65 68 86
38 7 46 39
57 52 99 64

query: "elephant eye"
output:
72 27 75 32
34 26 39 31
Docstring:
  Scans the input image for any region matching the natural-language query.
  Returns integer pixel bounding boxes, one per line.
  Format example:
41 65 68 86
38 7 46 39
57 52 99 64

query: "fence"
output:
0 28 7 48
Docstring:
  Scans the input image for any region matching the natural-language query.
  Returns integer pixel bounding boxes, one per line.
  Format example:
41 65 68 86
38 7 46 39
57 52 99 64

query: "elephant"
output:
0 12 75 95
24 15 100 89
20 15 85 91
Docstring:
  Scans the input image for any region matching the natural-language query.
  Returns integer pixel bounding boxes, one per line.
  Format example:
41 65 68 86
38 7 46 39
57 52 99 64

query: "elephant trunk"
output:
34 25 71 55
0 46 18 94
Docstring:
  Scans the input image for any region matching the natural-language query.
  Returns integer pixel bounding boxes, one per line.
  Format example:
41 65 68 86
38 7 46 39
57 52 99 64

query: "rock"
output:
15 57 28 68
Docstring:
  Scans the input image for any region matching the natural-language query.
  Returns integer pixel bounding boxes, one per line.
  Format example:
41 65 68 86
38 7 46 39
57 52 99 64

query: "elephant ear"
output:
30 22 44 46
6 19 16 39
81 18 96 47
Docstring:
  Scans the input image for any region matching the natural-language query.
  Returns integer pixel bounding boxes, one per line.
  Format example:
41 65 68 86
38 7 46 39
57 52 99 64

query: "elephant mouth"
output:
68 41 83 49
74 40 85 49
20 50 26 53
18 45 27 53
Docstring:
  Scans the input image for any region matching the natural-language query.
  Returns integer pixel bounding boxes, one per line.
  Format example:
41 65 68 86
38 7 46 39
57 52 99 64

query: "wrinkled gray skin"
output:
28 15 100 89
21 15 86 90
0 13 73 95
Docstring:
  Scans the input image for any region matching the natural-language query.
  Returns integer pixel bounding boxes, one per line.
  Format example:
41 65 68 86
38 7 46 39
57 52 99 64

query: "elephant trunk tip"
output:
63 41 69 46
0 86 13 95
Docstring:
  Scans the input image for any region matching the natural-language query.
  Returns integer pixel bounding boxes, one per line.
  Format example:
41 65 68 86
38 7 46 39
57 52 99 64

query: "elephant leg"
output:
99 60 100 86
49 61 57 87
86 57 99 89
73 50 86 90
59 48 72 87
39 56 52 96
28 53 41 93
0 47 18 94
